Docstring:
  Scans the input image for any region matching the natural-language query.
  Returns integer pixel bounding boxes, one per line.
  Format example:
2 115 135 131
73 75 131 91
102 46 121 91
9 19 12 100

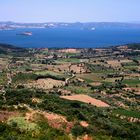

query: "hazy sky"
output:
0 0 139 23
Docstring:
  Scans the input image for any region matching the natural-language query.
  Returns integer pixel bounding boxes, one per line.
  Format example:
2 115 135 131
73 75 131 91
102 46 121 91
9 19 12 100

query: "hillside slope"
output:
0 43 27 56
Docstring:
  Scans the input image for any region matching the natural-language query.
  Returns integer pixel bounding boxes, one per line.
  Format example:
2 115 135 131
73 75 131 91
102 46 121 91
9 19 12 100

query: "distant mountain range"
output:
0 22 140 30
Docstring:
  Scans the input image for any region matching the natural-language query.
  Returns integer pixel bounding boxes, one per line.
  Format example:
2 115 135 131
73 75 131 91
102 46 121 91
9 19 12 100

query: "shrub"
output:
71 125 85 136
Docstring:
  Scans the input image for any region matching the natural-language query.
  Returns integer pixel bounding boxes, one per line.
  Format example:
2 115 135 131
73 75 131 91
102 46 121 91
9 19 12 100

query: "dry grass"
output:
89 82 102 86
0 111 19 122
77 73 102 82
0 58 8 70
107 60 121 67
26 78 65 89
107 59 133 67
58 49 79 53
25 111 73 133
80 121 89 128
61 94 109 107
47 63 87 74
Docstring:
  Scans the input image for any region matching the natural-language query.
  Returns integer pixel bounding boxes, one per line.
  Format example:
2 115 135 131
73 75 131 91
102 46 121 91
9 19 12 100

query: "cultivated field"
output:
0 44 140 139
107 59 133 67
61 94 110 107
26 78 65 89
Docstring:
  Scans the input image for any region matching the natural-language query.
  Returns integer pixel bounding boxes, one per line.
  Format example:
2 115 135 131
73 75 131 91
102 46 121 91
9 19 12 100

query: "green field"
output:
0 72 7 85
122 78 140 87
56 58 80 63
77 73 103 83
113 108 140 119
35 70 63 77
63 85 93 94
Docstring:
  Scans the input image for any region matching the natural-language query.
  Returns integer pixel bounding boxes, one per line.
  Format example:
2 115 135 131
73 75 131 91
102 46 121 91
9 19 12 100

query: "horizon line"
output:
0 21 140 24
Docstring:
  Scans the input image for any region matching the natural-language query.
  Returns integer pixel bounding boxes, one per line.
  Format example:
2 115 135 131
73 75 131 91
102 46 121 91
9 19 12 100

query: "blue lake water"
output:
0 28 140 48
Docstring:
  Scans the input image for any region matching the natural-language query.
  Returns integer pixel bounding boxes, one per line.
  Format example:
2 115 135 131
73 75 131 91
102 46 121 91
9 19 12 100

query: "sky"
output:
0 0 140 23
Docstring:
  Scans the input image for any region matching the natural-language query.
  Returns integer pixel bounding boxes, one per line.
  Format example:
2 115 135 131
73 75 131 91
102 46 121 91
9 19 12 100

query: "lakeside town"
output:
1 22 140 30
